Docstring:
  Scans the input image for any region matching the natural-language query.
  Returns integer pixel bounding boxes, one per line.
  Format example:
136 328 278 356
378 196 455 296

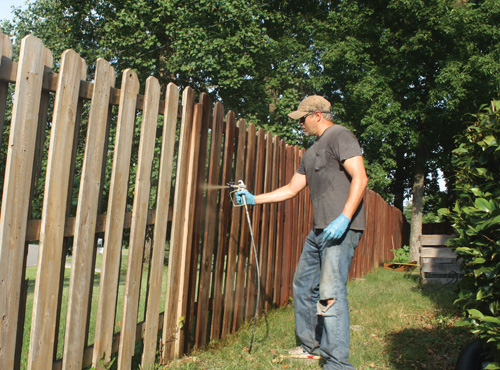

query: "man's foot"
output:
287 346 321 360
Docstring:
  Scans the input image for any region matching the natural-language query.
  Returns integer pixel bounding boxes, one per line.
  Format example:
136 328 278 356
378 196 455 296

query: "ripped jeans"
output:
293 228 362 370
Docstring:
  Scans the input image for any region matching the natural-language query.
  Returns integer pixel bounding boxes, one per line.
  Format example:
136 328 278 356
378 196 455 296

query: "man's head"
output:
288 95 332 121
288 95 333 136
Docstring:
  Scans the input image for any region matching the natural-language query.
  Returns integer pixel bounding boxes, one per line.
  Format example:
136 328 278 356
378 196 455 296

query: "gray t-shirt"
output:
297 124 365 231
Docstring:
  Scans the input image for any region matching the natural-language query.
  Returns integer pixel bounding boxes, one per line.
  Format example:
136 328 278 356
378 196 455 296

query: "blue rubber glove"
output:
322 214 350 242
235 190 256 205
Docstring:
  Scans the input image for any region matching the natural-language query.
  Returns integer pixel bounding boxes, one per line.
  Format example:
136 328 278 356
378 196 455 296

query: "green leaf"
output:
475 198 492 213
468 309 485 319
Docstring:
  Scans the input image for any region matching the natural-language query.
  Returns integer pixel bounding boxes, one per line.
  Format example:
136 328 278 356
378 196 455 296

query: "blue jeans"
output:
293 229 362 370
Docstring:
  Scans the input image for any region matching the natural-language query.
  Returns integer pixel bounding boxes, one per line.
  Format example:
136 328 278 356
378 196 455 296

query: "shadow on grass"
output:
385 273 474 370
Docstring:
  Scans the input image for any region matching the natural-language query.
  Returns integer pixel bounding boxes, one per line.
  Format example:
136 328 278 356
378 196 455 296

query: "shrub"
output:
440 101 500 367
389 245 410 264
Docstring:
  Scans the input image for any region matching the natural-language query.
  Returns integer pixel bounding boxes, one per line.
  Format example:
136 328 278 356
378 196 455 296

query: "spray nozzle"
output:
227 180 247 206
227 180 246 191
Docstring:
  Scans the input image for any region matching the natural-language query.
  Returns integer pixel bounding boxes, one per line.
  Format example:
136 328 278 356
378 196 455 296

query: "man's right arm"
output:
254 172 307 204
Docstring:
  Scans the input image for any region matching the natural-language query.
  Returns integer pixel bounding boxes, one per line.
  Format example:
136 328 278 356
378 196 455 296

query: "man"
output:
235 95 368 370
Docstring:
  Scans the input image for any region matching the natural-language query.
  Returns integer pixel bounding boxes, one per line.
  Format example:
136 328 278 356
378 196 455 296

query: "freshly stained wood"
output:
221 119 247 338
162 87 197 361
210 111 236 341
195 101 225 348
233 122 257 329
245 128 266 321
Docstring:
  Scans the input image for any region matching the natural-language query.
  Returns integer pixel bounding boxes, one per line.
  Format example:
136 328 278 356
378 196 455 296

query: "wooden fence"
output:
0 32 408 370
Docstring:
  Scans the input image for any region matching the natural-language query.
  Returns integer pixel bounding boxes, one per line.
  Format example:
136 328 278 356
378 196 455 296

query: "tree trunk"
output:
409 164 424 262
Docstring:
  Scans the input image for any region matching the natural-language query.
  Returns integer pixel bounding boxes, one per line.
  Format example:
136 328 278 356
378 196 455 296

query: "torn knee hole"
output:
318 298 336 314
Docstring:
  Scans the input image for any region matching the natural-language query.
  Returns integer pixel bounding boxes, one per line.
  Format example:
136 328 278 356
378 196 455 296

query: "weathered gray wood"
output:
420 246 457 259
421 257 459 265
422 276 461 284
419 234 455 246
421 262 461 274
92 69 140 369
142 82 179 369
62 58 115 370
419 235 460 284
28 49 87 370
117 76 161 370
0 34 52 370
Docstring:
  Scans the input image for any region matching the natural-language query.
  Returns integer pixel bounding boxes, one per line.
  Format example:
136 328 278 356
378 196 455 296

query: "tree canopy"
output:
2 0 500 220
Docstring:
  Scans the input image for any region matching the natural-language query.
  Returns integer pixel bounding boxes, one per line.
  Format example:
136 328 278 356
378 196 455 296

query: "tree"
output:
311 0 500 260
3 0 324 144
3 0 500 258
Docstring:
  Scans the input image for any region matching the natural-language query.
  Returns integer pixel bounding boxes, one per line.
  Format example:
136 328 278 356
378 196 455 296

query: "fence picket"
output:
92 69 140 369
195 101 225 348
62 58 115 370
233 122 257 329
210 111 236 341
245 128 266 321
162 87 198 360
142 82 179 369
28 49 87 370
221 119 247 338
264 136 280 310
0 34 52 370
185 93 211 354
117 76 161 369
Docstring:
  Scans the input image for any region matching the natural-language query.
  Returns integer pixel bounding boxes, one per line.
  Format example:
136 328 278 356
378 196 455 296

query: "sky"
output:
0 0 29 22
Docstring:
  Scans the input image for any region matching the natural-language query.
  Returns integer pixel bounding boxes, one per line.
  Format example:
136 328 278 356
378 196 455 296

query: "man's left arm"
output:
341 155 368 220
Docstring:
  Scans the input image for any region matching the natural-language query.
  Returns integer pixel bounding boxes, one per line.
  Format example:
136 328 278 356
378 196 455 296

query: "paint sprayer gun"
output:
227 179 260 352
227 180 247 206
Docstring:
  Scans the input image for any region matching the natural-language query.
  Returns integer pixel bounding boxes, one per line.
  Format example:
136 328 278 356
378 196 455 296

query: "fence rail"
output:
0 32 408 370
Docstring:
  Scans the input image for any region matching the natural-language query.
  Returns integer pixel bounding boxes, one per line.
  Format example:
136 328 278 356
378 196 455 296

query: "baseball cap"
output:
288 95 332 120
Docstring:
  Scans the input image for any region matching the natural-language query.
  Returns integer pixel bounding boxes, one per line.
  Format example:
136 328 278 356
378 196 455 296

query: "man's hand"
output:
235 190 256 205
322 214 350 242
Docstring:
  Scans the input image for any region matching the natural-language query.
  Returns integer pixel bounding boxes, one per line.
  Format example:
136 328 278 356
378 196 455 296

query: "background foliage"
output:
442 101 500 366
3 0 500 212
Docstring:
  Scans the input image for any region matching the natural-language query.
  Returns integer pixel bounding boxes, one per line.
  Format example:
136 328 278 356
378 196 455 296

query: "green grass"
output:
162 268 474 370
21 250 168 369
20 262 473 369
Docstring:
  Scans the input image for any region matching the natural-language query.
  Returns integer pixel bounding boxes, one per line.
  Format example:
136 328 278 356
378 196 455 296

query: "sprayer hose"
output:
243 201 260 354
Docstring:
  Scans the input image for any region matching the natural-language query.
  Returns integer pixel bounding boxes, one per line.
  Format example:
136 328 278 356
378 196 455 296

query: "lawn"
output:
162 268 474 370
20 260 473 369
20 250 168 370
